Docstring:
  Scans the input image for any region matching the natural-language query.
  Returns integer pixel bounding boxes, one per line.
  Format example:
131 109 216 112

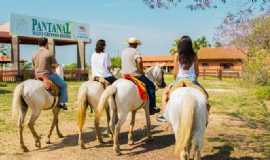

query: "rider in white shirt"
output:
158 36 210 122
91 39 117 84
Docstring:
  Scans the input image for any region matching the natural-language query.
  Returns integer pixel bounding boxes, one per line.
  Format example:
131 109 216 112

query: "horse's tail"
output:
175 94 196 155
12 83 25 119
77 87 88 130
96 85 117 121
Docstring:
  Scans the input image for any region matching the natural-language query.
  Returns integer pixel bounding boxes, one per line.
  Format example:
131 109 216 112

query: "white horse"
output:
164 87 208 160
77 65 166 149
95 65 165 155
12 65 65 152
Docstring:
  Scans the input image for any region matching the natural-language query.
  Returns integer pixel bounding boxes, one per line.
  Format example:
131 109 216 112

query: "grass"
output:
0 76 270 158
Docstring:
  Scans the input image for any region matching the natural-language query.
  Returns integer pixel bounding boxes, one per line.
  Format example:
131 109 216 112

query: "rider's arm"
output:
51 56 59 69
173 54 179 80
136 57 145 75
194 55 199 79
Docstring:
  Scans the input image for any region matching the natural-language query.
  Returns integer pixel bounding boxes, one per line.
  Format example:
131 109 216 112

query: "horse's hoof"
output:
97 138 104 144
22 146 29 152
58 134 64 138
46 140 51 144
128 141 134 145
80 143 86 149
35 141 41 148
115 151 122 156
146 137 154 143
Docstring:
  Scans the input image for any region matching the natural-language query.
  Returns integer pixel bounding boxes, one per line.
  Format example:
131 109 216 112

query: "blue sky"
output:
0 0 254 65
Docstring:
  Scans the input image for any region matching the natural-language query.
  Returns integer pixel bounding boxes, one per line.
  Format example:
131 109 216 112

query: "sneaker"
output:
156 114 167 122
59 103 68 110
150 108 160 115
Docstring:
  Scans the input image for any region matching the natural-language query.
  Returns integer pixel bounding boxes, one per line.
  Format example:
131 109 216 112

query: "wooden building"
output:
142 47 246 77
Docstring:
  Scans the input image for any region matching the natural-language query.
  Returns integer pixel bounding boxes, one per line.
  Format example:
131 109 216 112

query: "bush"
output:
243 49 270 85
111 56 121 68
255 86 270 100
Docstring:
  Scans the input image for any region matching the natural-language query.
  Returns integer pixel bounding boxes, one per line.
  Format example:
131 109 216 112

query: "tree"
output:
0 44 10 56
64 63 77 70
111 56 121 68
143 0 270 11
213 41 223 47
169 36 210 55
193 36 211 52
169 39 180 55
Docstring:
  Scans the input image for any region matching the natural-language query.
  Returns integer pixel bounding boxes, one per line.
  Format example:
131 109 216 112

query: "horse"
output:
164 87 208 160
94 65 166 155
11 65 65 152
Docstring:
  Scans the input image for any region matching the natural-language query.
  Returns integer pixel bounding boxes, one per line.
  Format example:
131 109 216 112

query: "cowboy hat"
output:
127 37 142 45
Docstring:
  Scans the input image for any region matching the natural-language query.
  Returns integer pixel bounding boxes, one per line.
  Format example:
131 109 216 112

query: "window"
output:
220 63 234 70
202 63 209 68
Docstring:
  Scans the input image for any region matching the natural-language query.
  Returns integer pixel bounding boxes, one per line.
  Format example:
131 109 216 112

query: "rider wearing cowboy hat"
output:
120 37 160 115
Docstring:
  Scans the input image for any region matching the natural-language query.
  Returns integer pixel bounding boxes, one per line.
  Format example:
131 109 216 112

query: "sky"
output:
0 0 256 65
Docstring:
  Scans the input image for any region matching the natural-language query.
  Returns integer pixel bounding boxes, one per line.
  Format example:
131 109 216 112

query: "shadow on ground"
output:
0 89 12 94
203 144 263 160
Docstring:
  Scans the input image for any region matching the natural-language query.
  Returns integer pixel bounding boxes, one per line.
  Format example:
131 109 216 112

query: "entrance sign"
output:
10 14 90 42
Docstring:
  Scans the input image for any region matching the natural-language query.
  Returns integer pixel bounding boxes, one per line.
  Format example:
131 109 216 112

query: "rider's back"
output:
32 48 56 77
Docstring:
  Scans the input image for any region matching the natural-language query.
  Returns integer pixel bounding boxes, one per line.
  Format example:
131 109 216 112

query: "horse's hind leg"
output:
18 105 28 152
53 107 63 138
113 113 127 155
128 111 136 145
46 107 62 144
193 145 201 160
28 109 41 148
143 102 152 140
105 107 112 136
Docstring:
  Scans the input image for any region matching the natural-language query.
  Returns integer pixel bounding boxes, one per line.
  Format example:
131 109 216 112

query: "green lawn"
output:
0 76 270 158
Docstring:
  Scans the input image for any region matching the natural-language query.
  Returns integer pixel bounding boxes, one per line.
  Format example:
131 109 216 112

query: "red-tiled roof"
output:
197 47 245 60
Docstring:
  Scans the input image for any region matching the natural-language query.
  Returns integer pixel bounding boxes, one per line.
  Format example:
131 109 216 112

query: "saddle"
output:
171 79 208 98
37 76 60 97
92 76 110 88
123 74 148 102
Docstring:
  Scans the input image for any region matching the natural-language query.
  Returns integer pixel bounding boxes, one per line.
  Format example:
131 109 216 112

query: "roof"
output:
142 55 174 67
142 55 173 62
197 47 246 60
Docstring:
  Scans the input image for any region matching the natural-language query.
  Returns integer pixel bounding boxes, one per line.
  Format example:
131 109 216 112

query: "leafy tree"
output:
111 56 121 68
169 39 180 55
213 41 223 47
219 15 270 84
169 36 210 55
0 44 10 56
64 63 77 70
193 36 211 52
22 62 32 70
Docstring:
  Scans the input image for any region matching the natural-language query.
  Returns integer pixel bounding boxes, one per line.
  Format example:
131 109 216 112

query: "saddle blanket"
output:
123 75 148 102
171 79 208 98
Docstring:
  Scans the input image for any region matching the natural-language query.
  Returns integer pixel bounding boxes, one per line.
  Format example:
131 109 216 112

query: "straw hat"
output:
127 37 141 45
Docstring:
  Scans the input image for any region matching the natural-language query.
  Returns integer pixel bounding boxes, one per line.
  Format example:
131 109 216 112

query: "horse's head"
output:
145 65 166 89
112 67 121 79
55 64 64 80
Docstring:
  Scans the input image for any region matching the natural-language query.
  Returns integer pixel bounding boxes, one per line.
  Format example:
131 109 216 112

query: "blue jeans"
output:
48 73 68 103
137 75 157 110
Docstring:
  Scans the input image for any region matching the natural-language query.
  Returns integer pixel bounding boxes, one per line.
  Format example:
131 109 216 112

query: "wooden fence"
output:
0 69 89 82
199 69 241 80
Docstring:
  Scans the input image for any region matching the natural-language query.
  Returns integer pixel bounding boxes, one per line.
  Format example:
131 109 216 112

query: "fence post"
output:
218 69 222 80
203 69 206 80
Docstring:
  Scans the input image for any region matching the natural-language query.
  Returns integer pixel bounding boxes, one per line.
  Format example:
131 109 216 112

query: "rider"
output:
32 38 68 110
91 39 117 84
120 37 160 115
157 35 210 122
